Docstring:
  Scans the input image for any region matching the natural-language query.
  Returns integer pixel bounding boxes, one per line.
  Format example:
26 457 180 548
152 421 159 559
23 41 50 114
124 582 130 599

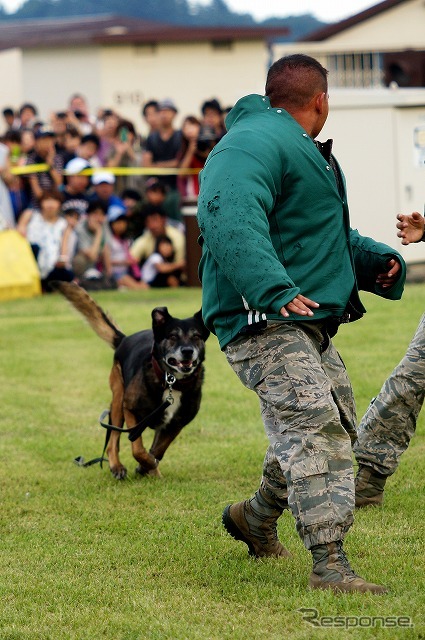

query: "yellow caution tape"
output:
11 164 201 176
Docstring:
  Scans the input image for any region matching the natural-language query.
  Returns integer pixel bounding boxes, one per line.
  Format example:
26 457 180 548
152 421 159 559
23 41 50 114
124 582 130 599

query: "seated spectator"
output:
72 199 113 286
142 99 182 192
177 115 203 201
130 204 185 268
108 206 148 290
140 235 185 288
16 189 73 291
20 128 35 158
140 177 182 226
120 187 144 239
61 157 91 216
60 206 80 271
25 125 64 205
89 171 124 214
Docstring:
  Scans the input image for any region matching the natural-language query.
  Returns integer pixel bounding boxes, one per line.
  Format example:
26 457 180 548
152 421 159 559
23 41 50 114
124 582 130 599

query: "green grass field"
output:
0 285 424 640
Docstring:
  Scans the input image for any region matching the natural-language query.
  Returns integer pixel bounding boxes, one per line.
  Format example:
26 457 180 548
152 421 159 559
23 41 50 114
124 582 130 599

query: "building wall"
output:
99 40 269 134
320 91 425 263
320 0 424 51
0 48 23 116
21 47 103 119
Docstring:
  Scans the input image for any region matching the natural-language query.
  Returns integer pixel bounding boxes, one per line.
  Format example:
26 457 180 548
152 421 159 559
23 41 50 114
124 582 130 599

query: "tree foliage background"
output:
0 0 325 41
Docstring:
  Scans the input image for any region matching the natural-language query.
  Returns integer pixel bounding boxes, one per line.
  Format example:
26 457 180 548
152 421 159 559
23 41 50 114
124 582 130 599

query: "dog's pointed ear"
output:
194 309 210 341
152 307 172 339
152 307 171 327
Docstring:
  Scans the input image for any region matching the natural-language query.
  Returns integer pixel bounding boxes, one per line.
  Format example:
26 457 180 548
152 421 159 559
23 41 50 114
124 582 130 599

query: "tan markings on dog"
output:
107 362 127 479
162 389 182 425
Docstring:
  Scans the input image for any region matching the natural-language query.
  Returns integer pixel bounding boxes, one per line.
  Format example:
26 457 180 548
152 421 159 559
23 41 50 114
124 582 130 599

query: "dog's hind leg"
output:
124 409 161 478
107 362 127 480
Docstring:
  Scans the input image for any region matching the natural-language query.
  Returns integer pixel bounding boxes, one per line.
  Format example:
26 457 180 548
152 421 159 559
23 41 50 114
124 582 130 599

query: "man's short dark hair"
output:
121 188 141 201
142 100 159 117
3 107 14 118
265 54 328 109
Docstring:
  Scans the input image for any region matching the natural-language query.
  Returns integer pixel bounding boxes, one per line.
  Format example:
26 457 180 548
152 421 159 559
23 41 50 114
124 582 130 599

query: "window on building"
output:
327 52 384 88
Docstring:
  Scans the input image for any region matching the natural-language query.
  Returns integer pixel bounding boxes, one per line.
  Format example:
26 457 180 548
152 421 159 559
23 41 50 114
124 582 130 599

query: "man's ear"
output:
315 92 326 114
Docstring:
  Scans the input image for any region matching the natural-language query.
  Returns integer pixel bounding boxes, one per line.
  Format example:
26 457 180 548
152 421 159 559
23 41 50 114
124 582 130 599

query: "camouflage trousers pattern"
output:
225 321 357 550
354 312 425 476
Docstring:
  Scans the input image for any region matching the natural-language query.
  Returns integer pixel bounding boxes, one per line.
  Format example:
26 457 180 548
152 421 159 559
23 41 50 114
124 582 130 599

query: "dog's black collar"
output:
151 354 200 389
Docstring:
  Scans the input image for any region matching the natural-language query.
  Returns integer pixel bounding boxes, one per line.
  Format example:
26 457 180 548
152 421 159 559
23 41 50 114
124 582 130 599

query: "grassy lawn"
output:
0 284 424 640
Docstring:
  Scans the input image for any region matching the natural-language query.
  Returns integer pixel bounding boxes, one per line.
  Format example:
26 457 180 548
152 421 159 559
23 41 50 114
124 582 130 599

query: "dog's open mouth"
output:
167 357 197 374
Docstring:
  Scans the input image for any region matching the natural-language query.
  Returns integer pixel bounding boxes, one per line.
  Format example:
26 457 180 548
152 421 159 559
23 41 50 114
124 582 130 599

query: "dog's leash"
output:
74 372 176 469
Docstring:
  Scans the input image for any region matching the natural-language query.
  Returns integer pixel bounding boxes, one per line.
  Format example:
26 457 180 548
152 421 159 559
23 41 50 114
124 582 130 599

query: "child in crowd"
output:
108 206 148 290
140 235 185 287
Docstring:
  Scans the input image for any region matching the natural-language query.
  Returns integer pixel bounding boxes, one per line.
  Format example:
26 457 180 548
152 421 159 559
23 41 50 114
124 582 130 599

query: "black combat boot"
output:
355 464 387 508
309 541 388 594
222 487 290 558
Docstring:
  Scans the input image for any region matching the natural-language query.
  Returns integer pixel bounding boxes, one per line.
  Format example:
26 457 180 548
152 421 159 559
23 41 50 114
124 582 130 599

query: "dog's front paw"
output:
135 464 162 478
110 463 127 480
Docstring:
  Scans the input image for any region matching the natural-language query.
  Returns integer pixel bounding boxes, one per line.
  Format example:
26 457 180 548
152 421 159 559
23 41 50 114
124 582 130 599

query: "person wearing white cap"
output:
89 171 125 213
61 157 91 216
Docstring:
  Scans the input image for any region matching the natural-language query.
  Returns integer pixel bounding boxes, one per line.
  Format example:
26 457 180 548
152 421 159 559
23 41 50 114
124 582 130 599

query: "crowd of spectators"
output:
0 94 228 292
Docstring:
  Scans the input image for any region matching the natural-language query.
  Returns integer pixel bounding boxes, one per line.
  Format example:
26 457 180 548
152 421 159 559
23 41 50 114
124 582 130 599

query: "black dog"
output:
55 282 209 478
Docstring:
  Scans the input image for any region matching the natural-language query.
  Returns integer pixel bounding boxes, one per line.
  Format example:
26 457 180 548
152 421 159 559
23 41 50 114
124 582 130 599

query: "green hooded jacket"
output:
197 94 406 349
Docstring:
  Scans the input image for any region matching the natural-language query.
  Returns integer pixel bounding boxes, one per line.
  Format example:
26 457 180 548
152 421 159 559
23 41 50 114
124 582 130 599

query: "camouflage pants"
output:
354 312 425 476
225 321 357 550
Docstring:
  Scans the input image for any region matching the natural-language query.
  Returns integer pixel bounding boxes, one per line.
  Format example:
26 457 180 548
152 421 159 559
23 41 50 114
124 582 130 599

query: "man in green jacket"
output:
197 54 406 594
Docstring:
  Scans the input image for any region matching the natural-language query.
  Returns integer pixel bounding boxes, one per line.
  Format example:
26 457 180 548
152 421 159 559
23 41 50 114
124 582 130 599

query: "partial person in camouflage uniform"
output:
197 54 407 594
355 211 425 507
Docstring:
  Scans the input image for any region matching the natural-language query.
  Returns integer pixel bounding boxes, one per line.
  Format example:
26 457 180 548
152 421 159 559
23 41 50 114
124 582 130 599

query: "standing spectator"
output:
141 100 160 144
2 107 19 132
0 140 15 229
177 116 203 200
78 133 101 167
25 125 63 205
18 103 38 130
1 130 29 221
200 98 226 144
67 93 95 135
97 110 121 166
106 119 141 192
142 99 182 192
17 188 73 291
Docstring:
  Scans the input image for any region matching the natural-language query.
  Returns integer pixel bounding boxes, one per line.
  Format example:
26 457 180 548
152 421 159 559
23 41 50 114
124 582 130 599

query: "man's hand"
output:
375 258 402 288
396 212 424 245
280 294 319 318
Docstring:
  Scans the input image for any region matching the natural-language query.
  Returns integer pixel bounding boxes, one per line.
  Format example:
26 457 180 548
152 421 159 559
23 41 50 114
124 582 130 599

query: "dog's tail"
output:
53 281 125 349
